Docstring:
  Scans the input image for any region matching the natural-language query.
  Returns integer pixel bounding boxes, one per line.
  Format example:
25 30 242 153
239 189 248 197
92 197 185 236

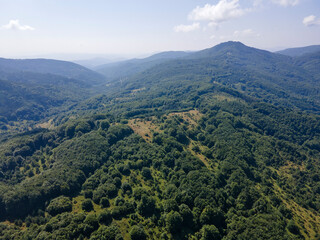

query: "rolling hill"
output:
294 51 320 81
95 51 190 81
0 58 108 137
0 58 105 84
0 42 320 239
72 41 320 120
277 45 320 57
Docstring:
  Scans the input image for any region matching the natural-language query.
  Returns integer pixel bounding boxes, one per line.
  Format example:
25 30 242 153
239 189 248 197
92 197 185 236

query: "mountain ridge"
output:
94 51 190 81
0 41 320 239
99 41 320 115
277 44 320 57
0 58 106 85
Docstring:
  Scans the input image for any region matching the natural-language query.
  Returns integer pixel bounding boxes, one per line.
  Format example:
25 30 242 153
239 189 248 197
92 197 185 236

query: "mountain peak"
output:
215 41 246 48
208 41 253 54
187 41 290 63
187 41 256 59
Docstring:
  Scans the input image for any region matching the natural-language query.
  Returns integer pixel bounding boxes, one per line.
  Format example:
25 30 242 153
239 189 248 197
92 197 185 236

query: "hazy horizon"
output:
2 41 320 63
1 0 320 61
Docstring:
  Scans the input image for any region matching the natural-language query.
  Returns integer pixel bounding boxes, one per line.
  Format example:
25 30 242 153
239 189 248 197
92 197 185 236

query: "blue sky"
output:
0 0 319 59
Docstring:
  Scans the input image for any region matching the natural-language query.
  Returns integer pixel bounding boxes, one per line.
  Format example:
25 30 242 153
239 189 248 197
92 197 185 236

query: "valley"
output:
0 42 320 239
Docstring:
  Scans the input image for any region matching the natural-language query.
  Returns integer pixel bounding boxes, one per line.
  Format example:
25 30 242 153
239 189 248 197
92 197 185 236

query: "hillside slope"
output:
0 58 105 84
95 51 190 81
0 58 108 138
71 41 320 120
1 97 320 239
277 45 320 57
0 42 320 239
294 51 320 81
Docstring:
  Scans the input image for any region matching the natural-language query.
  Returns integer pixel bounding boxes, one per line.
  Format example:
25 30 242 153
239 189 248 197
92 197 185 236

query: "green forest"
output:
1 42 320 239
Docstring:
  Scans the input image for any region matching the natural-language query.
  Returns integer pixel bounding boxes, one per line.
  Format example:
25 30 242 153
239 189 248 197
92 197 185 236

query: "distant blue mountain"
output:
94 51 190 81
0 58 106 122
0 58 105 84
277 45 320 57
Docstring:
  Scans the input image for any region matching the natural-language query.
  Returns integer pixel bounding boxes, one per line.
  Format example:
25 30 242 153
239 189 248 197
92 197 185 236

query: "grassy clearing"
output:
128 117 160 142
273 183 320 239
128 109 203 142
211 93 244 102
168 109 203 129
187 141 213 170
36 119 55 130
128 109 216 171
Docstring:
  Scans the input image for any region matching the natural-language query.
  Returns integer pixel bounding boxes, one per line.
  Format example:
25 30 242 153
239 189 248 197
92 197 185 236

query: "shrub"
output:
98 210 112 225
82 199 94 212
141 167 152 180
46 196 72 216
287 220 300 235
137 195 156 217
100 197 110 208
121 182 132 194
84 190 93 199
84 214 99 230
130 225 147 240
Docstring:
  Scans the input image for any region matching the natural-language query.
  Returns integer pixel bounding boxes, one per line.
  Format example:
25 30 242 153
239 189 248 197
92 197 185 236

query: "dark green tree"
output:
200 225 221 240
130 225 147 240
98 210 112 225
166 211 183 233
137 195 156 217
100 197 110 208
82 199 94 212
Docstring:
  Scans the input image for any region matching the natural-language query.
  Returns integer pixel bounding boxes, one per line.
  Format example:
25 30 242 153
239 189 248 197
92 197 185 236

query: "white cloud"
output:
2 20 35 31
303 15 320 27
188 0 247 26
234 28 260 37
271 0 299 7
208 22 219 28
174 22 200 33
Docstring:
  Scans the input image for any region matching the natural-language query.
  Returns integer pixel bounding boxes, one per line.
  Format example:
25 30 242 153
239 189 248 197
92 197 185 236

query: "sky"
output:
0 0 319 60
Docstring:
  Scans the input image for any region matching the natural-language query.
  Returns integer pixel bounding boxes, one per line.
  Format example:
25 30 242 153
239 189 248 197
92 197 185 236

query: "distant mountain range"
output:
276 45 320 57
0 58 105 84
73 57 126 69
1 41 320 239
92 43 320 83
1 42 319 127
94 51 190 81
85 41 320 118
0 58 106 126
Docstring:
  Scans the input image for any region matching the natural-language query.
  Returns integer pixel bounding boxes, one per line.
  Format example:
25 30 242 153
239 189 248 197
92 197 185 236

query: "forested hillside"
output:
0 59 107 139
68 42 320 119
95 51 190 81
0 42 320 239
277 45 320 57
0 58 105 84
